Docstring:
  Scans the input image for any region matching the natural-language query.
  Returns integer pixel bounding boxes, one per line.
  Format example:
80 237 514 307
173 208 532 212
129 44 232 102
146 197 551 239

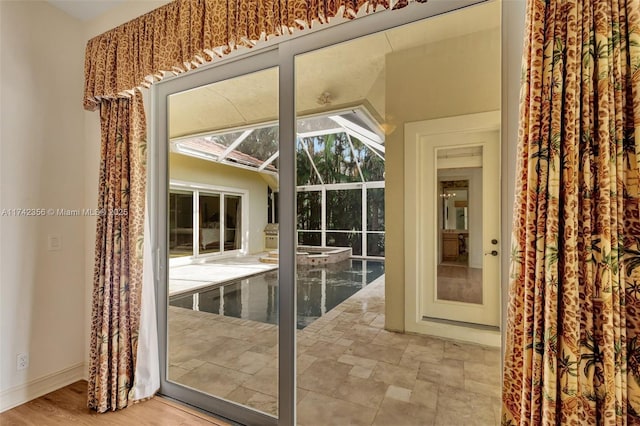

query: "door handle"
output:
484 250 498 256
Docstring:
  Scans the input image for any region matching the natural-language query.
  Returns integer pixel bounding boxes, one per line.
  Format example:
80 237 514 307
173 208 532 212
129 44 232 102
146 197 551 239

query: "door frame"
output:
151 1 491 424
153 49 282 426
420 130 500 325
404 111 502 347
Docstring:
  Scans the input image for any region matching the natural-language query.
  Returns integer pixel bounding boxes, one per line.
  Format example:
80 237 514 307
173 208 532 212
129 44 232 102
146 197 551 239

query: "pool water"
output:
170 259 384 329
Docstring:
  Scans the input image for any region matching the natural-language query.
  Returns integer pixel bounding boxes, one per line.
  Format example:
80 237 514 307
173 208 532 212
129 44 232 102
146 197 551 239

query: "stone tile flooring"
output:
168 276 502 425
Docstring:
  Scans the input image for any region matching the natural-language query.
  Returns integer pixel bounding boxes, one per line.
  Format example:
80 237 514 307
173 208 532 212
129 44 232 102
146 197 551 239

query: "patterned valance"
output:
83 0 422 110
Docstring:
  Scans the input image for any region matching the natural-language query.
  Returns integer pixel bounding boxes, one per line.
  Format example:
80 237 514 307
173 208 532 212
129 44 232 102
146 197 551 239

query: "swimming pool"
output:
169 259 384 329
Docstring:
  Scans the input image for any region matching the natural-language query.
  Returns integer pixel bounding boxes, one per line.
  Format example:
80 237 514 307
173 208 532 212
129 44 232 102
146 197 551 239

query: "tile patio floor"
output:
169 253 277 296
168 276 502 425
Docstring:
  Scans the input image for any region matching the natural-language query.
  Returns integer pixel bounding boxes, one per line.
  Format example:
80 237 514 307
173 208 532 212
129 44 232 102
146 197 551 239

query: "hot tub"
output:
296 246 352 265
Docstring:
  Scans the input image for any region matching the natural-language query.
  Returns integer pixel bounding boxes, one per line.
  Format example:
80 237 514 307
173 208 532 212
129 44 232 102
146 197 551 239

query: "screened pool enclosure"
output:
170 106 385 258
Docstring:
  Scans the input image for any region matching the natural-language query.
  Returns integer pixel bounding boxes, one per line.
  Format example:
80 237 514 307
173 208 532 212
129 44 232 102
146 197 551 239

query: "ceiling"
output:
47 0 127 21
47 0 500 139
169 0 500 139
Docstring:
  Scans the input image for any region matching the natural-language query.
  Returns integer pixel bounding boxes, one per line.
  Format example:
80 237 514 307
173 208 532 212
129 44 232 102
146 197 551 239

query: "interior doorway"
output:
404 111 501 346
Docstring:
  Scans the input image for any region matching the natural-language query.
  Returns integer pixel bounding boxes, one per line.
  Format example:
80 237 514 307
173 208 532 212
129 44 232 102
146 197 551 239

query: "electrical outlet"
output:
47 234 62 251
17 353 29 370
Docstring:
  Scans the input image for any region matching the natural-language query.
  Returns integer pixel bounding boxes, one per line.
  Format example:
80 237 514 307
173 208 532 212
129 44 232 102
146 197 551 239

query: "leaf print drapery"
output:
84 0 425 413
82 0 418 111
502 0 640 424
88 93 146 412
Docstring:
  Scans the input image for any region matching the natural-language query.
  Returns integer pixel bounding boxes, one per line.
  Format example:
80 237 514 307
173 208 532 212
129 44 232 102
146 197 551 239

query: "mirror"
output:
440 180 468 231
436 147 483 304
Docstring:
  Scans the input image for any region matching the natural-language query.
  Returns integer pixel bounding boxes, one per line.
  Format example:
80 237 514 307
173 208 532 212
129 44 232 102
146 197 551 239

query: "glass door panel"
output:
199 193 221 255
165 65 279 422
436 171 481 304
420 131 501 327
155 2 496 424
224 195 241 251
295 27 389 426
169 191 194 258
292 5 499 421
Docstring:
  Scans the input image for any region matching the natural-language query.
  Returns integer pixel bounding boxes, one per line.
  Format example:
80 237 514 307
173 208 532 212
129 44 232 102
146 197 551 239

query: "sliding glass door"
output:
152 2 491 425
155 50 288 426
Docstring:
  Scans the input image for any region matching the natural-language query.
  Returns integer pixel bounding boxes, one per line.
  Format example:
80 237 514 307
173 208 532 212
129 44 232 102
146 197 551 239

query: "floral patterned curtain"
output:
88 92 147 412
502 0 640 424
85 0 425 413
82 0 421 111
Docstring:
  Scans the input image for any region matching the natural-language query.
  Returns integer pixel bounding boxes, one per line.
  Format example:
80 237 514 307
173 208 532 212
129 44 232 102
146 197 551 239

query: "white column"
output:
241 279 249 319
361 185 367 257
362 260 367 289
321 188 327 247
193 293 200 311
193 191 199 257
219 286 225 315
321 268 327 316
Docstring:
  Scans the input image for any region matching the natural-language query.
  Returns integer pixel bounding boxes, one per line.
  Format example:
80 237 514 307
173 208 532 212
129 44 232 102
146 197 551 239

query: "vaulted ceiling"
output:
168 0 500 139
48 0 500 140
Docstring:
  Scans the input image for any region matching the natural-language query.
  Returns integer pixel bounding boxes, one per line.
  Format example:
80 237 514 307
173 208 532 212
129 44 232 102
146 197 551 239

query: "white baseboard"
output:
0 362 87 413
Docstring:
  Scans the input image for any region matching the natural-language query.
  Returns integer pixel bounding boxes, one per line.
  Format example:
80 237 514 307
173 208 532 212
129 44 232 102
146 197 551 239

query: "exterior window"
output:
295 185 384 257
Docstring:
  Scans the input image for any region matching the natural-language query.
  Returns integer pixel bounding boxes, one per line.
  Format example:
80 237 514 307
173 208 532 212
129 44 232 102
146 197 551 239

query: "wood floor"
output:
0 381 231 426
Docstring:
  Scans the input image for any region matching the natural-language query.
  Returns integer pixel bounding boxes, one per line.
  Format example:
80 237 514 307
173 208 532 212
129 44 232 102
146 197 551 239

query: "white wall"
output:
0 0 171 412
0 1 86 410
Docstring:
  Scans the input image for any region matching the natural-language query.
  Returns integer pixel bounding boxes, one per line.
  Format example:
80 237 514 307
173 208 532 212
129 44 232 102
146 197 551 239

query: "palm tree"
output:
624 237 640 278
558 350 578 394
628 336 640 387
581 332 604 384
295 130 385 254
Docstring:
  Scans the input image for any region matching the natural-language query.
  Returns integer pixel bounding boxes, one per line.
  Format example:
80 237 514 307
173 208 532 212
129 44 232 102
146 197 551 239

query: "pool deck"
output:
170 253 277 296
168 275 501 425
